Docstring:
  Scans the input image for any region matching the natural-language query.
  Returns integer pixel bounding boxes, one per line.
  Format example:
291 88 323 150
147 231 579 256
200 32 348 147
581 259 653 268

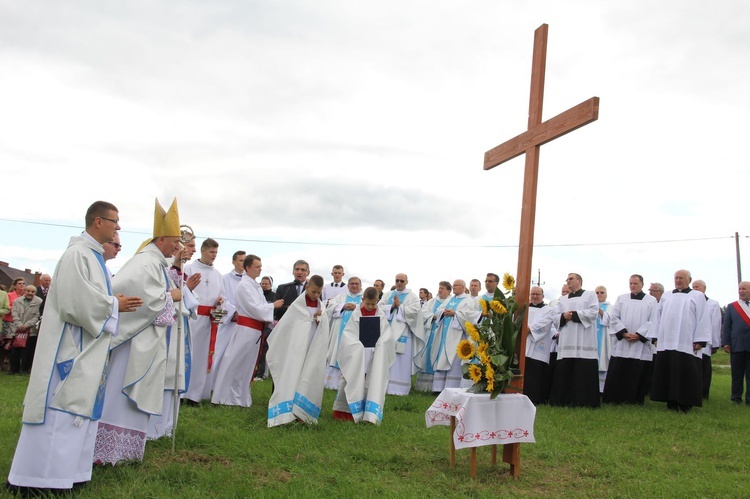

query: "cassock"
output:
419 293 478 393
699 296 722 399
550 289 600 408
414 295 448 392
267 293 328 427
524 303 556 405
602 292 658 404
334 306 396 424
147 267 198 440
94 243 173 465
321 290 363 390
650 288 711 409
183 259 225 403
378 288 424 395
9 233 118 490
211 275 275 407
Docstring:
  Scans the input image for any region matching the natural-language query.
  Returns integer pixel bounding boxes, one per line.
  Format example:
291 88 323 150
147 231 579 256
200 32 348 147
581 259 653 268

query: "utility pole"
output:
736 232 742 283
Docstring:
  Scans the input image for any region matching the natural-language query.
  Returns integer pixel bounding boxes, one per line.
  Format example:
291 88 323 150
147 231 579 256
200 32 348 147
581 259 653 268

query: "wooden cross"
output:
484 23 599 476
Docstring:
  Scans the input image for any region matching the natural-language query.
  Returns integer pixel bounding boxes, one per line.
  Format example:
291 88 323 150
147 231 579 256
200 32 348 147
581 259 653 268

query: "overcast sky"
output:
1 1 748 305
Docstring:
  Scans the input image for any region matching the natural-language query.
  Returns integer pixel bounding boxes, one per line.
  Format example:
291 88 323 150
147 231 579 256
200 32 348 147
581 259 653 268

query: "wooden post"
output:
484 23 600 477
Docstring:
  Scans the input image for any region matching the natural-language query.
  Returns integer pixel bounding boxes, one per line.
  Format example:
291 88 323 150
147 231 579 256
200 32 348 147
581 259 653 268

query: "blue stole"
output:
385 291 409 324
90 249 113 420
596 302 609 362
436 295 465 360
423 298 445 374
334 294 362 368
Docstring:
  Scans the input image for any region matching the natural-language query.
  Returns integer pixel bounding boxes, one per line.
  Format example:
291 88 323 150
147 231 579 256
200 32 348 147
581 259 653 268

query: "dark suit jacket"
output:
36 286 49 317
722 302 750 352
274 281 305 321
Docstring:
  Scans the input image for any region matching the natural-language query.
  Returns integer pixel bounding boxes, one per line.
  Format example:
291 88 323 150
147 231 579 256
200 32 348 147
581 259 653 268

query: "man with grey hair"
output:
691 279 722 399
650 269 711 412
594 286 612 393
550 273 600 407
379 273 423 395
648 282 665 303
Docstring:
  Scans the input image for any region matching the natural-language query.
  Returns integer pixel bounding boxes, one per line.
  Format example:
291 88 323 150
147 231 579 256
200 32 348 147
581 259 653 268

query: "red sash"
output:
731 301 750 328
197 305 218 373
236 316 266 382
237 315 265 331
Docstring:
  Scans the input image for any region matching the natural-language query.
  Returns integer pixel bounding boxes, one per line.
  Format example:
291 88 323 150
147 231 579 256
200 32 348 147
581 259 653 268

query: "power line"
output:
0 217 743 249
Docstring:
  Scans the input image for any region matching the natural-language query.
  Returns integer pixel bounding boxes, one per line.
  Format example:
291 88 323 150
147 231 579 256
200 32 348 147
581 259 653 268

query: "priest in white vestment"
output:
549 273 601 408
421 280 479 393
334 287 396 424
94 198 182 465
267 275 328 427
650 269 712 412
322 276 363 390
691 279 723 399
594 286 612 393
414 281 451 392
211 255 282 407
147 257 200 440
378 273 424 395
209 251 246 388
183 238 227 404
8 201 142 491
525 287 556 405
602 274 658 405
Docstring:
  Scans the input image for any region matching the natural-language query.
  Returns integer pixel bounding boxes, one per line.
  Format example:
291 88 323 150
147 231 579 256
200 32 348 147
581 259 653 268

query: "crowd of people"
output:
5 199 750 494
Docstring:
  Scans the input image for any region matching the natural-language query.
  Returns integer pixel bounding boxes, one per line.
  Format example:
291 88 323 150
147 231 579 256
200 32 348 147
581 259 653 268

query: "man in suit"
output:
35 274 51 319
274 259 310 321
722 281 750 405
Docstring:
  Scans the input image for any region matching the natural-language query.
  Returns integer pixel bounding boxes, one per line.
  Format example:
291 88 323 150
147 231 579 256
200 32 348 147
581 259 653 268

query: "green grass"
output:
1 365 748 498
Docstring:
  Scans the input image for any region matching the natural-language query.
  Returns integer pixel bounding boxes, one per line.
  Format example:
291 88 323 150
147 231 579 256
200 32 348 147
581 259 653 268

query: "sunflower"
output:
477 341 489 356
502 272 515 291
485 364 495 392
465 322 480 342
468 364 483 383
456 339 476 361
479 299 489 316
478 351 491 366
490 300 507 315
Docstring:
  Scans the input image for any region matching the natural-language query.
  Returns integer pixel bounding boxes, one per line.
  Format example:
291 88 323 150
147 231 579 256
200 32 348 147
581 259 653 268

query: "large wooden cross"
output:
484 23 599 476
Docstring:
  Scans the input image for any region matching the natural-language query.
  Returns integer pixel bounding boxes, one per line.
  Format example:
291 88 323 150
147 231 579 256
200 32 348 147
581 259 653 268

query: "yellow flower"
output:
490 300 507 315
479 351 491 366
480 299 489 315
456 339 475 361
477 342 489 356
465 322 480 342
485 364 495 392
502 273 515 291
468 364 483 383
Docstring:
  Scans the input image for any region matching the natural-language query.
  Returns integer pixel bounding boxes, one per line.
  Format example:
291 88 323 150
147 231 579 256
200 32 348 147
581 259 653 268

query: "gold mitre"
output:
136 197 181 253
153 197 181 237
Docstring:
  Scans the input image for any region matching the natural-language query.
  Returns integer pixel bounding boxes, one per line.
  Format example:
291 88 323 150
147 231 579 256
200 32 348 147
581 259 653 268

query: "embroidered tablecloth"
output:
425 388 536 450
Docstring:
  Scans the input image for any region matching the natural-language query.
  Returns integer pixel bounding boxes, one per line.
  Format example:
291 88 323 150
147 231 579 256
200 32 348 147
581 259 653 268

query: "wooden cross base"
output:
448 416 521 478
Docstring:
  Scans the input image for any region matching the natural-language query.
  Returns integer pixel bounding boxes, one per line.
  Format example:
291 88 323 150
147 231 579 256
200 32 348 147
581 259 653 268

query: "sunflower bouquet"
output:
457 272 526 399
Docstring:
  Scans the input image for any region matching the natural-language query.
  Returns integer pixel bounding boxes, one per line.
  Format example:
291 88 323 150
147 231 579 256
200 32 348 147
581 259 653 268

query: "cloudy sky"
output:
1 1 748 305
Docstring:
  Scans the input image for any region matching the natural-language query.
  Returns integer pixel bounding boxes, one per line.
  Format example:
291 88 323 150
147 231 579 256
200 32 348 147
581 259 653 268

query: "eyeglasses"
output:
395 279 406 283
595 291 606 294
109 242 122 249
484 280 497 283
99 216 119 224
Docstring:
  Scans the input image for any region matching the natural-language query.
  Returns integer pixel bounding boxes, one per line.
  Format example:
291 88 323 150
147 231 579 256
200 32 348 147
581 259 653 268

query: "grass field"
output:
1 352 747 498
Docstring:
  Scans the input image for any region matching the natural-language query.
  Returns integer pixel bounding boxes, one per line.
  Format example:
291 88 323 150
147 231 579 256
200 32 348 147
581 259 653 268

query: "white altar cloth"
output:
425 388 536 450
